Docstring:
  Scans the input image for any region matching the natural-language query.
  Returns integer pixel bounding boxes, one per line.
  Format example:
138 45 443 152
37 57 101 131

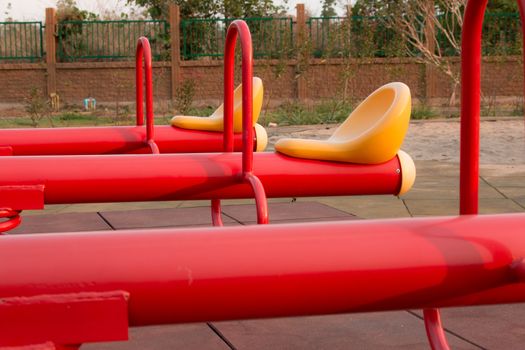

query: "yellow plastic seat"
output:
171 77 264 133
275 82 411 165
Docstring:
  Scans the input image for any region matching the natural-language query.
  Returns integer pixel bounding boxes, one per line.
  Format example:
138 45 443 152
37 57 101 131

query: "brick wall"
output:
0 64 47 102
0 57 523 106
56 62 172 103
303 59 426 100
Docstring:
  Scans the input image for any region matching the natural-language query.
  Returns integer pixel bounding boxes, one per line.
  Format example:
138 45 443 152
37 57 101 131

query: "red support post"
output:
459 0 489 215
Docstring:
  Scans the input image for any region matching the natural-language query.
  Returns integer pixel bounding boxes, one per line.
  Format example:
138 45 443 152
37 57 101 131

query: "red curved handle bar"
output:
223 20 254 173
423 309 450 350
211 199 223 226
244 173 269 224
136 37 159 154
213 20 268 225
210 175 268 226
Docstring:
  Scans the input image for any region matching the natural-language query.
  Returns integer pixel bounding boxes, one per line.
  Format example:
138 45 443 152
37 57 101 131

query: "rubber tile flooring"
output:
11 202 525 349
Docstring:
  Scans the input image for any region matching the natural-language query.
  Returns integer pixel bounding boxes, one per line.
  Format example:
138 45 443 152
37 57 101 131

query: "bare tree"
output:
385 0 466 106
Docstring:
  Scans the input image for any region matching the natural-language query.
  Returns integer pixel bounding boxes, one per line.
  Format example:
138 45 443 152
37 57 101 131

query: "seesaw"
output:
0 81 414 229
0 37 267 156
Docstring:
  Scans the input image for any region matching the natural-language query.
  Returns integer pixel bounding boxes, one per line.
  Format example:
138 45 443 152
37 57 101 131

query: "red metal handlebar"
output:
211 175 268 225
213 20 268 225
244 173 269 224
223 20 254 173
423 309 450 350
136 37 159 154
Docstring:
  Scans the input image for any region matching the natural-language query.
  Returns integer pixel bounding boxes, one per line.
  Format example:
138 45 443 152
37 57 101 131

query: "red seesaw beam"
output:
0 126 256 155
1 213 525 332
0 152 411 208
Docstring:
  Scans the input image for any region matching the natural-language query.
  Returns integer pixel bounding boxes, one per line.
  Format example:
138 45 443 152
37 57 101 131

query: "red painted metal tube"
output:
1 214 525 326
135 37 152 129
135 37 158 154
0 126 253 155
218 21 269 224
460 0 488 215
223 20 254 173
0 152 404 207
423 308 449 350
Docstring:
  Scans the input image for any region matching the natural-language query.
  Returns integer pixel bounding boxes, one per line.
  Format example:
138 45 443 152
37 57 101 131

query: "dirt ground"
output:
267 118 525 167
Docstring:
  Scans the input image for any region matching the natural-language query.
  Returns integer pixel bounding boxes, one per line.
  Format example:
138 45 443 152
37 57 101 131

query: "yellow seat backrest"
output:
274 82 411 164
171 77 264 133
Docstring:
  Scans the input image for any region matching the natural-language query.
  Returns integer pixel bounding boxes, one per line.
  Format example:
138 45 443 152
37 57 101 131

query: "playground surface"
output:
11 119 525 349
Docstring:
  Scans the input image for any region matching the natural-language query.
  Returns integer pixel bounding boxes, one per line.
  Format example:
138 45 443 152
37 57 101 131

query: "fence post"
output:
45 8 57 98
345 4 352 45
424 0 436 100
295 4 307 100
346 4 353 15
170 4 181 100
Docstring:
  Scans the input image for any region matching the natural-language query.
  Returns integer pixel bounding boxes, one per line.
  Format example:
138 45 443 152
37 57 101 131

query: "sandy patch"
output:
266 119 525 167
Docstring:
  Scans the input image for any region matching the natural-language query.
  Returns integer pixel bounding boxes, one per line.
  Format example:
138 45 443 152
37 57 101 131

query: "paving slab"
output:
22 204 70 216
414 161 460 177
480 164 525 177
402 199 458 216
490 187 525 199
478 198 525 213
221 202 355 224
409 176 459 188
299 196 410 219
404 198 525 216
83 324 230 350
259 216 359 225
512 197 525 208
213 312 478 350
99 207 238 230
55 201 183 214
482 175 525 187
412 304 525 350
9 212 111 234
178 198 292 208
400 181 504 200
